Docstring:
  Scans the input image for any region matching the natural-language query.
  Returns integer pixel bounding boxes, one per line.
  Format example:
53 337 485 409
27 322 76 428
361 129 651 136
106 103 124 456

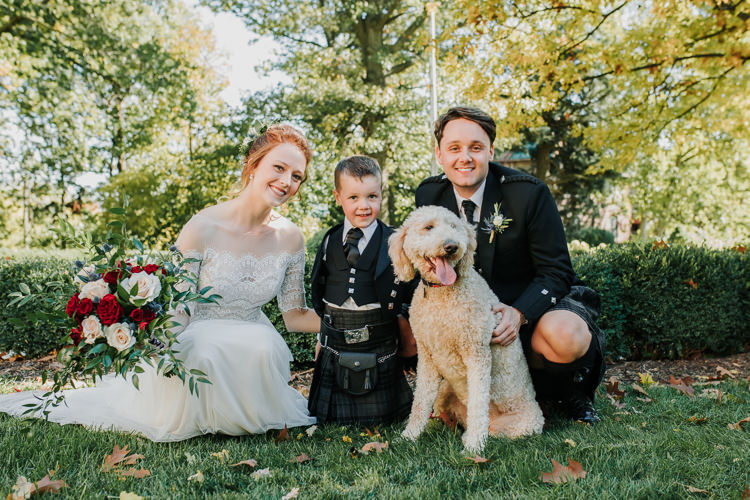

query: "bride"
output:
0 124 320 441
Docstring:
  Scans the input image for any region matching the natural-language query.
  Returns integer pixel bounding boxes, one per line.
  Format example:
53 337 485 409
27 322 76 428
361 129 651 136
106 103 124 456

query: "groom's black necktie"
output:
462 200 477 224
344 227 364 267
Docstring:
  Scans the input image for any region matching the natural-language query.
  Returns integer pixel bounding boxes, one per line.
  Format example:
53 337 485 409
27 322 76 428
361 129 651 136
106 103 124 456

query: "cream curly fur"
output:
390 206 544 453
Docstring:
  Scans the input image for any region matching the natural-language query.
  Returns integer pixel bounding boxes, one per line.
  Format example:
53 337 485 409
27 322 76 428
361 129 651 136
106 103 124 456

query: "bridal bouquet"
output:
9 206 219 416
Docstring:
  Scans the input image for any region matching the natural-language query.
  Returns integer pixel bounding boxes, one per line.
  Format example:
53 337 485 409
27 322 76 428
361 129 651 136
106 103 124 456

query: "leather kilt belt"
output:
320 319 397 396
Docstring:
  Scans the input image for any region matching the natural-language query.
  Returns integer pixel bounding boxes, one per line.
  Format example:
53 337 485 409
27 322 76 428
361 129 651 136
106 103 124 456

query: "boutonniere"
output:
482 203 512 243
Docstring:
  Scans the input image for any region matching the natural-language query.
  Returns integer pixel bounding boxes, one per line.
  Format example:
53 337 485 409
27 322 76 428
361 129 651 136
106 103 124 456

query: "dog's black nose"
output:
444 242 458 255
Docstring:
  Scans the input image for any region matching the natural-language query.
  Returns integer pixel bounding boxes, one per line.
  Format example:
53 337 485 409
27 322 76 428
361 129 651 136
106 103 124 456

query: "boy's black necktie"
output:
462 199 477 223
344 227 364 267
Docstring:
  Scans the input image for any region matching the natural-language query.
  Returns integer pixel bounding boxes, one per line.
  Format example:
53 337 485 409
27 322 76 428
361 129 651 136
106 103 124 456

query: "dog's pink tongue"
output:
431 257 457 285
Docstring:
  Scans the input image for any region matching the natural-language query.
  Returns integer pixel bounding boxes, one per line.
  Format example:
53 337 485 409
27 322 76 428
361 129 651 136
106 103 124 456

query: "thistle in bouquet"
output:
10 205 220 416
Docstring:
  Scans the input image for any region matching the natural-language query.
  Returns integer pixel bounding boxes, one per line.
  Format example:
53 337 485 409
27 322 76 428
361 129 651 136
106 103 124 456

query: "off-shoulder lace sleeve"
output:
277 249 307 312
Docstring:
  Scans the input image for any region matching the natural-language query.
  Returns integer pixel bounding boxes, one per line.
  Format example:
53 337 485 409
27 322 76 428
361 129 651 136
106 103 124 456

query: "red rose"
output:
139 321 150 331
131 265 143 273
161 268 168 276
77 298 94 316
142 309 155 322
130 308 145 322
143 264 160 274
70 327 82 346
66 294 80 317
97 294 122 325
102 269 122 284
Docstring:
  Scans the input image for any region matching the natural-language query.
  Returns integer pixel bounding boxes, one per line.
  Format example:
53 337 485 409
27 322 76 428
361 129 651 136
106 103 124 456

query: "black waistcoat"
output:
323 224 382 307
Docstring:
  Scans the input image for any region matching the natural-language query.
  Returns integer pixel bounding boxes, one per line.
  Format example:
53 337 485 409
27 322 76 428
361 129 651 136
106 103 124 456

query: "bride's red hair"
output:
240 124 312 190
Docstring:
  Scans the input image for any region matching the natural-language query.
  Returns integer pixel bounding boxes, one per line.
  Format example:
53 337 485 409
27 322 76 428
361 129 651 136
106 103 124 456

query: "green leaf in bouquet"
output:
132 374 140 390
19 282 31 295
132 238 144 253
117 283 130 302
108 207 126 215
197 377 211 385
103 355 112 369
189 377 195 394
189 368 208 377
134 365 145 374
89 343 108 355
131 297 147 308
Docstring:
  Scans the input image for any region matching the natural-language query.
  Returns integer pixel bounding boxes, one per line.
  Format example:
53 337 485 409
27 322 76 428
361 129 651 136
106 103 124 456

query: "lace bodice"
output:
180 248 307 323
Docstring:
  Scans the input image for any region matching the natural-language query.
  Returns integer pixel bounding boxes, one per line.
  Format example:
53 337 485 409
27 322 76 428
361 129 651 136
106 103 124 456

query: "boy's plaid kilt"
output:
307 333 412 426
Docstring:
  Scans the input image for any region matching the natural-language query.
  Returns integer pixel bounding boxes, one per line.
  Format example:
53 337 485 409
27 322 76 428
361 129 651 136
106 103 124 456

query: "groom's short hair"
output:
334 155 382 190
434 107 496 147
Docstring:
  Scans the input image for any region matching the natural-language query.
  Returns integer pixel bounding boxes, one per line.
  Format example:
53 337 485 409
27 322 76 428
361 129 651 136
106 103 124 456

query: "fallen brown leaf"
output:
360 441 389 454
431 411 457 430
684 484 709 494
365 427 381 438
102 445 145 472
32 474 68 495
119 468 151 479
230 459 259 468
728 416 750 431
606 377 626 399
631 383 652 402
606 394 626 409
687 416 707 424
716 366 736 379
275 425 291 443
539 459 587 484
742 485 750 499
466 455 491 464
288 453 312 464
669 376 695 397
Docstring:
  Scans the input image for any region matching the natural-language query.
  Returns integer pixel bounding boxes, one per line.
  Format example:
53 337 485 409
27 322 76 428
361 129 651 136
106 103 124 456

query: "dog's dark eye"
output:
424 225 433 231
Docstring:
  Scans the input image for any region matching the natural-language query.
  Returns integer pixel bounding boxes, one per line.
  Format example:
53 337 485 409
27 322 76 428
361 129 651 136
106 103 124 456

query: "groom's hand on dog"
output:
491 303 523 346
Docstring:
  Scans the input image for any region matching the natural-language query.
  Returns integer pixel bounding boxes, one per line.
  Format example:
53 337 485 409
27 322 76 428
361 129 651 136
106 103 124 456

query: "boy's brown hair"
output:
334 155 382 190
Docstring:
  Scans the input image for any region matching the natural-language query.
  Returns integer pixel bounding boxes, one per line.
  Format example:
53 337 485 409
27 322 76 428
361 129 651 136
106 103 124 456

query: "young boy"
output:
308 155 415 425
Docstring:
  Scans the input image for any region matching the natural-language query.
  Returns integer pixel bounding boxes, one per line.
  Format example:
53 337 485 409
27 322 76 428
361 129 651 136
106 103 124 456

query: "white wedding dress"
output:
0 212 316 441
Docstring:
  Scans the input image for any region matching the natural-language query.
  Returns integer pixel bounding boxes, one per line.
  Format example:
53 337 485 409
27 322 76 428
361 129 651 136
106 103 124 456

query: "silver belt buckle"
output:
344 326 370 344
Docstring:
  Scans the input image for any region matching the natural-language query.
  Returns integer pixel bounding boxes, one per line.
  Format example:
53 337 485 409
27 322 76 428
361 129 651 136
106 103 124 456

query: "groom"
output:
415 106 606 423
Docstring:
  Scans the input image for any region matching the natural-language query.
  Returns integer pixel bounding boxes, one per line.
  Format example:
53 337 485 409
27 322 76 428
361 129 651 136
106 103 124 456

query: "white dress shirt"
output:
453 177 487 223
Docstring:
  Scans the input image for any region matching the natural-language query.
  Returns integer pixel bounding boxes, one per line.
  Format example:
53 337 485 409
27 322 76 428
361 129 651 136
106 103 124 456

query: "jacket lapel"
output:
476 168 503 281
375 220 392 278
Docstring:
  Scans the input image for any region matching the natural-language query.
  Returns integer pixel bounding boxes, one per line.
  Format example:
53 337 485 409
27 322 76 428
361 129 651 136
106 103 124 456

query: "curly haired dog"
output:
389 206 544 452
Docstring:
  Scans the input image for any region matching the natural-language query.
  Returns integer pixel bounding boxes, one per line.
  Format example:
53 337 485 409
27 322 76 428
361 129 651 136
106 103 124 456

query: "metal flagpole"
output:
427 2 439 176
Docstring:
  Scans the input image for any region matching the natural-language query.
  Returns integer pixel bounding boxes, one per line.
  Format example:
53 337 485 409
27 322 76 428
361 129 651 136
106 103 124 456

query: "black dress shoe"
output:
562 395 601 424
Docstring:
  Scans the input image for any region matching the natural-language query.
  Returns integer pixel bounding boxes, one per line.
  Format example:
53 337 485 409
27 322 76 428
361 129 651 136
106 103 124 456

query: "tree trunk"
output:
533 142 552 182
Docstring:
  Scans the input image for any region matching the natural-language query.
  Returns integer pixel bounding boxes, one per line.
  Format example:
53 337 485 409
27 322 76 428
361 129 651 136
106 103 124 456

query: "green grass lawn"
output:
1 379 749 499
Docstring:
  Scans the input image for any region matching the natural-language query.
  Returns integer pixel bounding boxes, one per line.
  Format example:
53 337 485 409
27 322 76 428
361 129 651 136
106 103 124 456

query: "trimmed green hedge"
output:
2 243 748 365
574 243 750 360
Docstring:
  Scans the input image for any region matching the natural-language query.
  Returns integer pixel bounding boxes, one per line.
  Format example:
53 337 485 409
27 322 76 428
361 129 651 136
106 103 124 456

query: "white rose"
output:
105 322 136 352
120 271 162 305
79 279 110 301
81 315 104 344
492 215 504 227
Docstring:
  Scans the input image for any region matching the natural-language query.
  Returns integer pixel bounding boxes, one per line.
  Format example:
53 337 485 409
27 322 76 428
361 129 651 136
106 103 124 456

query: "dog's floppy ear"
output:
456 218 477 276
388 226 415 281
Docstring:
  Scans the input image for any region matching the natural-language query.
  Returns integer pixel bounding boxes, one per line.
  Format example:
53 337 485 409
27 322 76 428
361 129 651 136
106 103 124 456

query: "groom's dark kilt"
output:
307 309 412 425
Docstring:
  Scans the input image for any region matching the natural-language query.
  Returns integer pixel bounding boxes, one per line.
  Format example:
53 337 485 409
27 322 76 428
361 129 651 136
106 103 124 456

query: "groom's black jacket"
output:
415 162 577 323
310 219 412 320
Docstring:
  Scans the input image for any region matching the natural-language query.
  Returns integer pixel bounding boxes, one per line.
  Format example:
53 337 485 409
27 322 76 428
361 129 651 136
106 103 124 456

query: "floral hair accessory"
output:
482 203 512 243
238 123 269 158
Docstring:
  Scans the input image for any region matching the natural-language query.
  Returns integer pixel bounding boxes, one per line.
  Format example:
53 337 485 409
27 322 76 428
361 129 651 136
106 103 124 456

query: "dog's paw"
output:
401 425 421 442
461 431 487 454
